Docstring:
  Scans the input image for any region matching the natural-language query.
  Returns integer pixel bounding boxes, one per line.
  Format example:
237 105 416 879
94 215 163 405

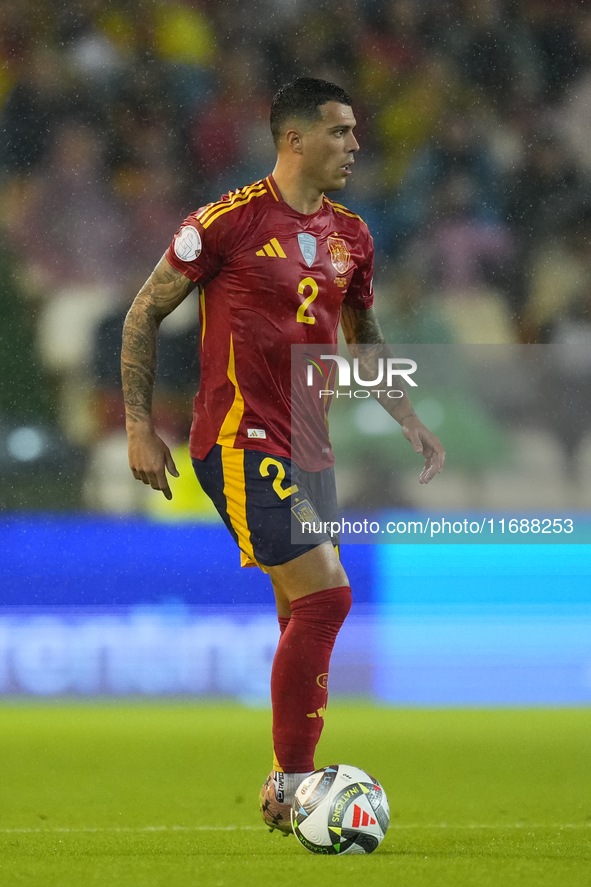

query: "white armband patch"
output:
174 225 202 262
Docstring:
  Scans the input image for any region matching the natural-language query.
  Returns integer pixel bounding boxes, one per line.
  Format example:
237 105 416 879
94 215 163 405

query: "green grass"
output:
1 703 590 886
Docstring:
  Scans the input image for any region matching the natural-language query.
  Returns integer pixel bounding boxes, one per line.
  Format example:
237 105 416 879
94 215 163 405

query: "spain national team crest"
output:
298 232 316 267
291 497 320 526
327 235 351 274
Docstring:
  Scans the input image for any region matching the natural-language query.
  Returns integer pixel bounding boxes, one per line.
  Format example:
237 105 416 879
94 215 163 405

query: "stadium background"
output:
0 0 590 705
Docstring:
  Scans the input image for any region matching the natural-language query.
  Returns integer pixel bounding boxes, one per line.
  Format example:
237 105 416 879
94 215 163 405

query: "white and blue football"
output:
291 764 390 855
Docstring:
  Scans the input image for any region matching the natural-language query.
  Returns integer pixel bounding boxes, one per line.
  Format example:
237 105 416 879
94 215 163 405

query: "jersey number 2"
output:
297 277 318 325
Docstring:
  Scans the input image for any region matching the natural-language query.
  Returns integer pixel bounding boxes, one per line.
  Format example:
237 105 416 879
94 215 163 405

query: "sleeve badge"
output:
174 225 202 262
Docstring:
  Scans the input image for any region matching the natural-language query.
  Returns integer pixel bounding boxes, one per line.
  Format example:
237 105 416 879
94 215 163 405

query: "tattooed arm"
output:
121 256 196 499
340 304 445 484
340 304 416 424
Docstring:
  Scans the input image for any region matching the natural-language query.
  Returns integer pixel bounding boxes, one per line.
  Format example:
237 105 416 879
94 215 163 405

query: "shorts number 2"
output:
259 458 299 500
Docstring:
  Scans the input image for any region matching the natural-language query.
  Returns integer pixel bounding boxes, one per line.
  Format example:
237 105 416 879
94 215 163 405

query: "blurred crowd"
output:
2 0 591 510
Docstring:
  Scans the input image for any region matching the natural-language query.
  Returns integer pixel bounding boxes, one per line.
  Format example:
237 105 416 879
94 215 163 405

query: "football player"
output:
122 78 445 834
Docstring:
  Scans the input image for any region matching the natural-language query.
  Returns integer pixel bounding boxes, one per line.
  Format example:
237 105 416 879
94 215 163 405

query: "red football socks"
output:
271 585 352 773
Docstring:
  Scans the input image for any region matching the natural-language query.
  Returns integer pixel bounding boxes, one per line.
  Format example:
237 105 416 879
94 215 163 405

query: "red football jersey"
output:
164 174 374 471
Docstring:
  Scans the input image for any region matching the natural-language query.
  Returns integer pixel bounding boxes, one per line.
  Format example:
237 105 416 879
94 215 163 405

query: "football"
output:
291 764 390 855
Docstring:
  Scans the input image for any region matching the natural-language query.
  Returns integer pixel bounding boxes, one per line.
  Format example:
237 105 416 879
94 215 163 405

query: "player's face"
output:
301 102 359 192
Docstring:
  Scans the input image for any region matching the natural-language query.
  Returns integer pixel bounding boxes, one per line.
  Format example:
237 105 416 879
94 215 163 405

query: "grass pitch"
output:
0 703 589 887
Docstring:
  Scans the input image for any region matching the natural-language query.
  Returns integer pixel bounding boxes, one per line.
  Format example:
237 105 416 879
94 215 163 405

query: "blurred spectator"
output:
114 123 188 279
358 0 424 98
524 209 591 341
190 48 272 195
454 0 517 106
375 267 457 344
0 241 53 422
557 11 591 174
0 47 83 174
265 1 359 90
7 122 124 290
407 172 514 296
538 283 591 474
376 52 474 189
391 109 503 252
2 122 125 444
524 0 581 102
506 134 586 247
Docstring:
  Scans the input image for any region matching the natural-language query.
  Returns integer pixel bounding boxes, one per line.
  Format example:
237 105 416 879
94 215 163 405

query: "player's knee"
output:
292 585 352 626
330 585 352 624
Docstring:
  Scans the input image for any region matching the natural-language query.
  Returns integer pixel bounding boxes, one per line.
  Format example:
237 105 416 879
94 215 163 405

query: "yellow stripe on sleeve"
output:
196 181 264 224
202 187 267 229
198 182 266 228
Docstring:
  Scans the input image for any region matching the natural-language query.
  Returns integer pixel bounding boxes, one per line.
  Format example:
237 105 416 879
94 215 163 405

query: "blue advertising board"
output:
1 517 590 703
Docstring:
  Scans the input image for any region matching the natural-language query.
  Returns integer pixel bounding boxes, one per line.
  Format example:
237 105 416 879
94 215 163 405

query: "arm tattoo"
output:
340 303 418 424
340 304 385 349
121 256 196 425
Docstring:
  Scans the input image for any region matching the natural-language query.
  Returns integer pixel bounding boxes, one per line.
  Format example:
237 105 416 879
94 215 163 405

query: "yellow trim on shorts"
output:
220 446 256 564
214 341 269 571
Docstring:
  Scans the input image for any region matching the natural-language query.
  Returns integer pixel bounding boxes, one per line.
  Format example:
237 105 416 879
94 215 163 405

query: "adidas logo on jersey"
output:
256 238 286 258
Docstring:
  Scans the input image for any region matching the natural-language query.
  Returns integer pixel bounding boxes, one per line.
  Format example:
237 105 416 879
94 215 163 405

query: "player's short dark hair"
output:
270 77 352 147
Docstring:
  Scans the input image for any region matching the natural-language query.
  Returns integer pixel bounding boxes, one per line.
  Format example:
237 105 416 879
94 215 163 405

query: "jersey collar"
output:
266 174 329 219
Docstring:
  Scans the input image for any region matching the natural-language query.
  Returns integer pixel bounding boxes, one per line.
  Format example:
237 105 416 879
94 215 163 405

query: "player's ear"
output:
284 126 304 155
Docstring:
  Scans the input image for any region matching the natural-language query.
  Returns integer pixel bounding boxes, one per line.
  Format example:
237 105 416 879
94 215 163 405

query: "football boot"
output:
259 772 293 835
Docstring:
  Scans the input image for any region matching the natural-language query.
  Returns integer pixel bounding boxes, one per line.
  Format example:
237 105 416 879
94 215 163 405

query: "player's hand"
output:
126 423 179 499
401 416 446 484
